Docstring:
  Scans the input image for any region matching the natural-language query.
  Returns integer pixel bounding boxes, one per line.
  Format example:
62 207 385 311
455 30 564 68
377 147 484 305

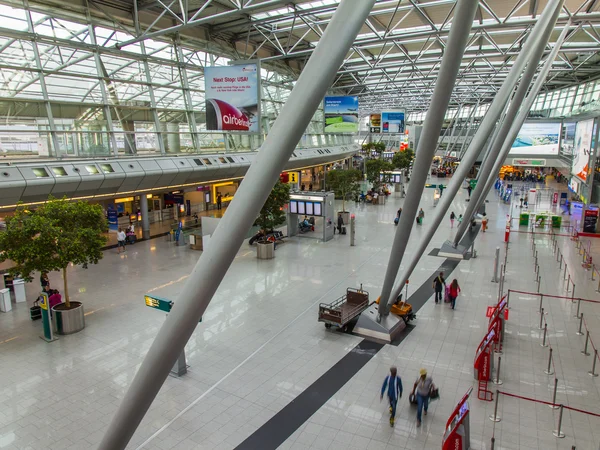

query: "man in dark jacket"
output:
336 213 344 234
433 271 446 304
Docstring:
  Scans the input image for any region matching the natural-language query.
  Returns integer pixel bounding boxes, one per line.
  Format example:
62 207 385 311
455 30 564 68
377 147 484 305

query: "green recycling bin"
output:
551 215 562 229
519 212 529 226
535 214 547 227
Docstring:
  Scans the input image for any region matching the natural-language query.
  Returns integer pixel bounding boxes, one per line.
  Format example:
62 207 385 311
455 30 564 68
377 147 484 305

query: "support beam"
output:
375 0 480 318
386 0 566 301
97 1 376 449
453 0 565 246
478 22 572 219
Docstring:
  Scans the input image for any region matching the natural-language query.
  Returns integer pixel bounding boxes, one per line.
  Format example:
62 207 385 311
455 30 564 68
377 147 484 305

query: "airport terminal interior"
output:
0 0 600 449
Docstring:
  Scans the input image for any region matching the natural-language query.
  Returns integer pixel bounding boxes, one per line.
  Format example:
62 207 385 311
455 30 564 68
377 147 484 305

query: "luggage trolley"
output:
318 287 370 332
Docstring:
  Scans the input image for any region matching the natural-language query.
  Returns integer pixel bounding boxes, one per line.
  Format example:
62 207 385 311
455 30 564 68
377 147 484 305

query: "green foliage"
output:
326 169 362 212
0 197 107 307
255 181 290 234
392 148 415 170
361 142 386 157
365 159 394 191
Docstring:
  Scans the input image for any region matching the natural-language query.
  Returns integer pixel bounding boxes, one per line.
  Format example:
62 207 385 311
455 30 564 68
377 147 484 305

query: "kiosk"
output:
287 192 335 242
474 327 495 401
442 387 473 450
488 296 507 347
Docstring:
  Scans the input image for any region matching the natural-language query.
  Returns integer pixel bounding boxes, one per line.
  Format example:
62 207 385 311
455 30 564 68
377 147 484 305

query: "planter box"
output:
53 301 85 335
257 242 275 260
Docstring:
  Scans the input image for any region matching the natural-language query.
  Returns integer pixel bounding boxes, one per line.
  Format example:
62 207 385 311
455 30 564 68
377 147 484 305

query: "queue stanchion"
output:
553 404 565 438
549 378 559 410
492 356 503 385
574 300 582 319
589 350 599 377
538 294 544 314
541 323 548 347
582 331 590 356
571 283 576 302
489 389 501 422
544 348 554 375
564 263 568 280
576 313 584 336
537 276 541 293
539 308 545 329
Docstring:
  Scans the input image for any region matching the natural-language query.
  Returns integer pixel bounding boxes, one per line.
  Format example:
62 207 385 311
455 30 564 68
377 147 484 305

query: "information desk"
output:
474 327 495 381
442 387 473 450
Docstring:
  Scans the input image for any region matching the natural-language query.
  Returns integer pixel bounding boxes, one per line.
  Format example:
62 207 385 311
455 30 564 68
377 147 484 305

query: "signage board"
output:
107 206 118 232
511 159 546 166
144 294 173 312
204 64 260 132
509 122 561 155
381 110 405 133
369 113 381 133
572 119 594 182
584 209 598 233
287 172 299 184
324 96 359 133
569 177 580 194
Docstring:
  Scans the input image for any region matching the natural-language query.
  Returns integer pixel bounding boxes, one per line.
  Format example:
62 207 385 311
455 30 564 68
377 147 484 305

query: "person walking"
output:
439 184 445 197
458 214 463 224
450 211 456 228
117 228 126 253
449 279 461 309
417 208 425 225
395 208 402 225
217 193 222 210
413 369 435 427
433 271 445 304
380 366 403 427
337 212 344 235
40 271 50 292
467 184 472 198
481 214 488 232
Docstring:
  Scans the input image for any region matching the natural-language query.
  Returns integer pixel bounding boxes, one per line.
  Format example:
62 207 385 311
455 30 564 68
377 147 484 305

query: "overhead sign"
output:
287 172 299 183
572 119 594 182
324 96 359 133
510 122 561 155
205 64 260 132
145 294 173 312
512 159 547 166
369 113 381 133
381 110 405 133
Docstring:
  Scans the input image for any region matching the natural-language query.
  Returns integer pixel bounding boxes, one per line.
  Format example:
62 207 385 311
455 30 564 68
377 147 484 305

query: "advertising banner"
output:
381 110 405 133
369 113 381 133
509 122 561 155
572 119 594 182
561 122 576 155
204 64 259 132
324 96 359 133
107 206 118 232
584 208 598 233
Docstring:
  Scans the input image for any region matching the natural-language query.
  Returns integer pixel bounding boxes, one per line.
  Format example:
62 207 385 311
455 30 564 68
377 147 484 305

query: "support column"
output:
376 0 480 318
454 0 564 246
477 22 571 218
97 2 376 449
387 5 567 302
140 194 150 240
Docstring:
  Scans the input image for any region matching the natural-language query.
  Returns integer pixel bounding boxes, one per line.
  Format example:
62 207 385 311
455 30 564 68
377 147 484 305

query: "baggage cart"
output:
318 287 370 331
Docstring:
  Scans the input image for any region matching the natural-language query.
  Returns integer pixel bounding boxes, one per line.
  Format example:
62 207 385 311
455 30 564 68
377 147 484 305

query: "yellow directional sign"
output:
288 172 299 183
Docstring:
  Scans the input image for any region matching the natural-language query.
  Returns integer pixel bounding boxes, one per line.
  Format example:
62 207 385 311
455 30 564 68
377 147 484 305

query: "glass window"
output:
218 157 227 163
100 164 114 173
202 158 212 165
85 165 99 174
193 158 203 166
51 167 67 177
226 157 235 163
33 168 49 178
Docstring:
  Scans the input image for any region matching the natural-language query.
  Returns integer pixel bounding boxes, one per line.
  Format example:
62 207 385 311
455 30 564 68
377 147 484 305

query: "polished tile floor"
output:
0 178 598 450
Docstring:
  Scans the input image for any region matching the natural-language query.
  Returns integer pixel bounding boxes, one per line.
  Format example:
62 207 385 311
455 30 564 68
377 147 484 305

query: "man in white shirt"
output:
117 228 126 253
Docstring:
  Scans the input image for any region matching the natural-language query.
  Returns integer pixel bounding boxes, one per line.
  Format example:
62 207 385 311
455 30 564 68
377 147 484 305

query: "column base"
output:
353 303 406 343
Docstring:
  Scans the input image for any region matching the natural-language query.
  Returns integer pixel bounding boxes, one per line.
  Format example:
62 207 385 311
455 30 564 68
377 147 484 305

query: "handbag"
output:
430 387 440 400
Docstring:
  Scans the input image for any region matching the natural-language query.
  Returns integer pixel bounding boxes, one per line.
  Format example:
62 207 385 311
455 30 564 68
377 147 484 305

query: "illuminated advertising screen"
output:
204 64 260 132
562 122 576 155
509 122 561 155
370 113 381 133
381 110 405 133
324 96 359 133
572 119 594 182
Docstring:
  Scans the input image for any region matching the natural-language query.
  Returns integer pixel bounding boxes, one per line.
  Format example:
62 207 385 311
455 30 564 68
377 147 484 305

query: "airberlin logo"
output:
223 114 250 129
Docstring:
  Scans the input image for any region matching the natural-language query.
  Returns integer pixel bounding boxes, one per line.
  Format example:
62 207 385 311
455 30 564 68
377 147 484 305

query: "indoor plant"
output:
0 197 107 334
254 180 290 259
326 168 362 223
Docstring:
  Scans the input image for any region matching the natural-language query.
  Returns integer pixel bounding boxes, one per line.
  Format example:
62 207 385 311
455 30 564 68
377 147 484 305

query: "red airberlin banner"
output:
204 64 260 132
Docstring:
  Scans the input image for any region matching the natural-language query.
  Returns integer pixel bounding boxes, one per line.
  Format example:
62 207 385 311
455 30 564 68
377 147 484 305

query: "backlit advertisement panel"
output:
509 122 561 155
561 122 576 155
205 64 259 132
370 113 381 133
381 110 405 133
324 96 359 133
572 119 594 182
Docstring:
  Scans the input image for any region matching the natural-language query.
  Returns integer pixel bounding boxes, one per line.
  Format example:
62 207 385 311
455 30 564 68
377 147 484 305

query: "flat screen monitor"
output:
289 200 298 214
314 202 322 216
306 202 314 215
298 201 306 215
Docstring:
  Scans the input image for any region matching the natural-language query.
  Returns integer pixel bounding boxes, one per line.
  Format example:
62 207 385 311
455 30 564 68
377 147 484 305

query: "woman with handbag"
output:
449 279 461 310
412 368 435 427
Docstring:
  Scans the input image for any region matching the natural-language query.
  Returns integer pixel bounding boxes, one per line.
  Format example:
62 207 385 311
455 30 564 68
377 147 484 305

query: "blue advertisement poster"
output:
381 111 405 133
204 64 259 132
324 96 359 133
107 206 118 232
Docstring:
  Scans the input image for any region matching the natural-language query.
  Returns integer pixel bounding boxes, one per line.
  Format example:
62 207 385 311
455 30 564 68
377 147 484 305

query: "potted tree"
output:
254 181 290 259
392 148 415 171
365 159 394 204
0 197 107 334
326 168 362 224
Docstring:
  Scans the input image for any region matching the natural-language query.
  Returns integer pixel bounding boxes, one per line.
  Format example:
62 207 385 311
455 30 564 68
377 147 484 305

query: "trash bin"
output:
0 288 11 312
12 279 26 303
551 215 562 229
